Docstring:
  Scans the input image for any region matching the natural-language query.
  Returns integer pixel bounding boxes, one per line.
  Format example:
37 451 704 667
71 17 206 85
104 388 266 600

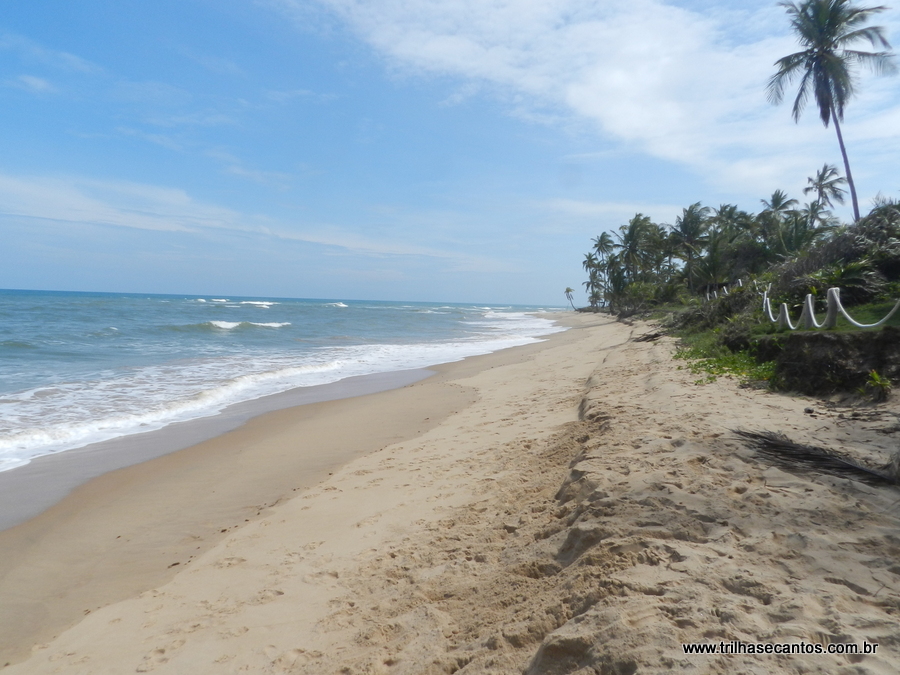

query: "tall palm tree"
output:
614 214 653 283
564 287 576 310
592 232 615 265
603 254 627 312
767 0 895 221
803 162 848 208
672 203 711 292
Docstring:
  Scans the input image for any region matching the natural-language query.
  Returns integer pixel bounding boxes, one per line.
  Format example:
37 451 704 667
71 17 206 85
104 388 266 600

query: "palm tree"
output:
767 0 895 222
758 190 800 253
672 203 711 292
799 199 829 228
592 232 615 265
760 189 799 217
603 254 627 312
582 269 602 308
614 214 653 283
804 163 848 208
564 287 576 310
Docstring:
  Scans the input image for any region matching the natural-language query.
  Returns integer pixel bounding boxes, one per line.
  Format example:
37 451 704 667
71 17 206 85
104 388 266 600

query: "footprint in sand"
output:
135 639 185 672
214 556 246 568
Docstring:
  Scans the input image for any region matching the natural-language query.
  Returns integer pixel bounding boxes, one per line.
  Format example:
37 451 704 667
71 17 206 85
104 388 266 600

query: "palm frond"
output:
733 429 899 487
840 25 892 50
767 52 808 104
845 48 897 74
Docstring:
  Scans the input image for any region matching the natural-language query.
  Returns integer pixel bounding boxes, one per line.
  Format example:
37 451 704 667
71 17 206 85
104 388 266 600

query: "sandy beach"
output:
2 313 900 674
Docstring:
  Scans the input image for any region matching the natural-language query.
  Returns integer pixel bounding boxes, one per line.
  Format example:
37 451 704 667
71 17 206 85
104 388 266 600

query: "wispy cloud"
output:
183 51 246 77
268 0 900 197
111 80 193 107
205 150 293 187
265 88 337 103
0 32 101 73
10 74 57 93
145 111 238 128
541 198 687 222
0 174 241 234
0 173 509 270
115 126 184 151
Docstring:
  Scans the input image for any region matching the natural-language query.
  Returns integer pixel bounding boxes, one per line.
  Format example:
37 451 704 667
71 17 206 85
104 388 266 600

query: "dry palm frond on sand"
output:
733 430 900 487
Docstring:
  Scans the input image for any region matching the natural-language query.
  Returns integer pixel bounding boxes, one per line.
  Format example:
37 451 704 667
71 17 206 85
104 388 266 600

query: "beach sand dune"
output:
3 315 899 673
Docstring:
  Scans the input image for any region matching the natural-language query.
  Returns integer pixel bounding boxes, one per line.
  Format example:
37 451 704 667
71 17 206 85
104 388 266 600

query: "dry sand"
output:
2 313 900 674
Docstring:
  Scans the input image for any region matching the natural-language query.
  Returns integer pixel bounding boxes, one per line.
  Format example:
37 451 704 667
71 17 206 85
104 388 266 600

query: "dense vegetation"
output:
580 188 900 314
579 190 900 393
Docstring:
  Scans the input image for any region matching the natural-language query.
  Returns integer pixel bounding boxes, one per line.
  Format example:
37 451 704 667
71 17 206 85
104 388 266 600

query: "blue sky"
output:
1 0 898 305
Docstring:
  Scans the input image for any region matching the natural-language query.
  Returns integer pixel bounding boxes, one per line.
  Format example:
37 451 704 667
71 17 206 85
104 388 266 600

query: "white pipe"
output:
762 286 900 330
831 287 900 328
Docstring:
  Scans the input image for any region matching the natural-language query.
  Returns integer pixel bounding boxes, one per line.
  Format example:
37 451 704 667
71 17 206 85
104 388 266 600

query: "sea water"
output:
0 289 564 472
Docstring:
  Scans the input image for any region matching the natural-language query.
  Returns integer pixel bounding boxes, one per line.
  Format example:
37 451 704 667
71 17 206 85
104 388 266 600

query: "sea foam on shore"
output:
0 290 564 471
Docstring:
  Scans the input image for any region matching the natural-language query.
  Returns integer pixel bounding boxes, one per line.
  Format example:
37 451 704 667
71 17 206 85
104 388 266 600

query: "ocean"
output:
0 289 565 473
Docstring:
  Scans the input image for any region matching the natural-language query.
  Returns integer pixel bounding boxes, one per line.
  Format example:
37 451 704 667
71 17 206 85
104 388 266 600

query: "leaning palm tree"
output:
767 0 895 222
803 162 848 208
564 287 576 310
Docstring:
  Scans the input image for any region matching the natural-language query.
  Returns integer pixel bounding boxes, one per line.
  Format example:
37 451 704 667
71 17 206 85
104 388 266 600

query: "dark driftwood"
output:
733 430 899 487
634 332 664 342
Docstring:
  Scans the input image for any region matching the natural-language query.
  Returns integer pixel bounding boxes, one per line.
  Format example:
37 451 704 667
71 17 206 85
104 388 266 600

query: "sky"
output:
1 0 899 305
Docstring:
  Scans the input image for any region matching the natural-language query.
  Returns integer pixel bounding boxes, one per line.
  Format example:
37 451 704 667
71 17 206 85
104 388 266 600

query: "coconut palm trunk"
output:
831 109 860 221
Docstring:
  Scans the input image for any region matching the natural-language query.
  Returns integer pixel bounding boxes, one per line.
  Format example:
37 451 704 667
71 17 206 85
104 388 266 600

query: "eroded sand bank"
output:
3 313 899 674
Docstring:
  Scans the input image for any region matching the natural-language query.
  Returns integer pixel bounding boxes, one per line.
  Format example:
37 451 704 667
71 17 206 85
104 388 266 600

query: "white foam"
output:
0 308 564 472
211 299 229 303
208 321 290 330
325 302 348 308
240 301 277 307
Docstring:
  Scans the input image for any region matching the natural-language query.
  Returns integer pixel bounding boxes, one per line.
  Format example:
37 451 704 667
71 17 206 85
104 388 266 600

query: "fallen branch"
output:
733 430 899 487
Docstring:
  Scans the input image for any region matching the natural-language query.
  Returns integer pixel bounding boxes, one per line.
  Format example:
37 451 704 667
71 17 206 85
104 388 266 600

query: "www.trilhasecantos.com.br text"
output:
682 641 878 655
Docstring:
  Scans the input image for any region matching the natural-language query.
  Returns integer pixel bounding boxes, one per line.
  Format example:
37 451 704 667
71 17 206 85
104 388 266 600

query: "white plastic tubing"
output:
705 278 743 301
761 286 900 330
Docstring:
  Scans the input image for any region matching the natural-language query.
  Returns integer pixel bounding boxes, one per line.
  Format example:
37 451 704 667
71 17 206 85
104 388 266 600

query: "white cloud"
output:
269 0 900 197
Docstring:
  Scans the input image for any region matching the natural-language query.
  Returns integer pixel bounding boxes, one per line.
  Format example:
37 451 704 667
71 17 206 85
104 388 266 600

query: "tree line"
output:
578 168 847 312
